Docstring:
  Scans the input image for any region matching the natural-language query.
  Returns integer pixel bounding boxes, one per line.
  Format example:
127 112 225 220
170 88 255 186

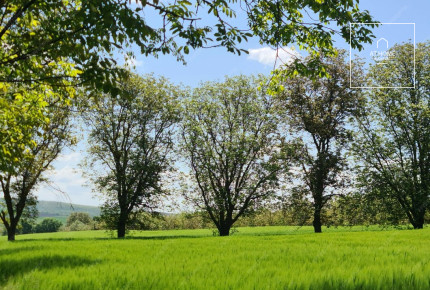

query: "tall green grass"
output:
1 226 429 289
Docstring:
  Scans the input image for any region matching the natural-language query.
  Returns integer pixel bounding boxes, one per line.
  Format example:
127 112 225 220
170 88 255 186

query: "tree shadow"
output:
124 235 208 240
0 255 98 285
15 237 112 242
0 246 44 257
15 234 210 242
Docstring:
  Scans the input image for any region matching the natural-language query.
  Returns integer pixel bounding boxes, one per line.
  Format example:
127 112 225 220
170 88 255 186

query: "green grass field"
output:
1 226 429 289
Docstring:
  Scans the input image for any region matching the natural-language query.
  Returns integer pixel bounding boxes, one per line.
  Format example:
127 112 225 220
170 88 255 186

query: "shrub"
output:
35 218 63 233
68 220 91 231
19 220 35 234
66 212 92 227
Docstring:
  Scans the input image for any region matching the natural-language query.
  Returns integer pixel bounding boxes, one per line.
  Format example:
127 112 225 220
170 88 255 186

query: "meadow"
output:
1 226 430 289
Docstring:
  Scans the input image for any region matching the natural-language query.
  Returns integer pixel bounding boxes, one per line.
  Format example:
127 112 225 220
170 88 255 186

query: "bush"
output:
92 216 103 230
66 212 92 227
35 218 62 233
19 220 36 234
62 212 97 231
68 220 92 231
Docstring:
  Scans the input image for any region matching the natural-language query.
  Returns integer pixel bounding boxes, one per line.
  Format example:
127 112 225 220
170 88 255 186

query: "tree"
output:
0 102 74 241
19 219 35 234
83 73 179 238
277 51 364 232
65 212 96 231
66 212 92 227
0 194 38 234
180 75 295 236
353 42 430 229
331 187 407 227
34 218 62 233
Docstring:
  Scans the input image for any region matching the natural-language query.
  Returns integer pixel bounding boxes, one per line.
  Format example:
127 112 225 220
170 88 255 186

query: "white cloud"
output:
56 152 82 162
47 166 86 187
248 46 300 67
35 150 101 206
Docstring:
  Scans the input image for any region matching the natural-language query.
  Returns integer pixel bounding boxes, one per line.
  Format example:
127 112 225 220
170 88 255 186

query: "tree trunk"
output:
7 223 17 241
117 210 127 238
414 223 424 229
407 202 426 229
313 206 322 233
412 211 425 229
218 224 231 236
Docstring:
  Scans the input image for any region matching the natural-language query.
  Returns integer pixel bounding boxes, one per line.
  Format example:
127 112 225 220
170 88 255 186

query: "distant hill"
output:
37 200 101 222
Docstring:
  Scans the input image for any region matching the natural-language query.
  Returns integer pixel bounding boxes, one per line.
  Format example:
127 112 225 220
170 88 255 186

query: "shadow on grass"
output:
124 235 210 240
3 229 364 243
5 225 414 243
0 255 98 285
16 234 209 242
0 246 45 257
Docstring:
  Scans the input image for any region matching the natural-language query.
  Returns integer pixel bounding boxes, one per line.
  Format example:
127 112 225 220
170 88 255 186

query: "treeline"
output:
100 195 430 232
91 42 430 237
9 197 430 236
2 42 429 240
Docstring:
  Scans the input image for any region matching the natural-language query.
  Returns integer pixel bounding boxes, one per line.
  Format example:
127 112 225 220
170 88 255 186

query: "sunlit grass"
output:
1 226 429 289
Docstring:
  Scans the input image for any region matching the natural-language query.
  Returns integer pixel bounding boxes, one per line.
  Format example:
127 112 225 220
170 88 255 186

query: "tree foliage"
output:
34 218 62 233
353 42 430 229
247 0 377 77
0 0 377 87
180 75 296 236
0 0 253 88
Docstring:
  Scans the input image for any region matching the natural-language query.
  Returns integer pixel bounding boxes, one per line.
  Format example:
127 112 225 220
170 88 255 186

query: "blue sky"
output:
36 0 430 206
